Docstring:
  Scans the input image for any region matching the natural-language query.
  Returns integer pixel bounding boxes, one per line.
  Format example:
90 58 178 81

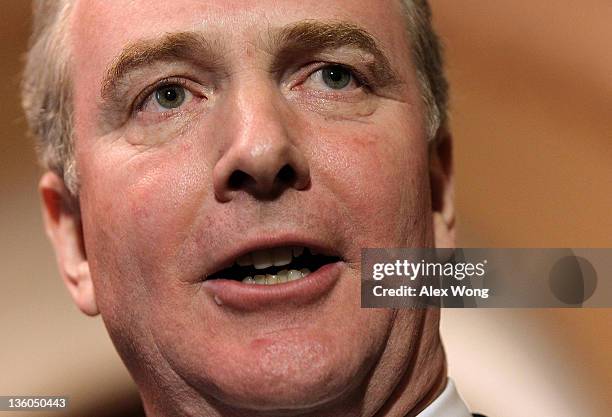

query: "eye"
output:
155 85 186 109
137 82 196 114
321 65 353 89
305 64 361 91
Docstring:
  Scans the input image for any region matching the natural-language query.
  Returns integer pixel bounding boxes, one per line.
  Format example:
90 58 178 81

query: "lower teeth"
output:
242 268 311 285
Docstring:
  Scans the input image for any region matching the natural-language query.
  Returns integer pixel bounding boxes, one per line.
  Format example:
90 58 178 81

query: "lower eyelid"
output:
134 93 208 125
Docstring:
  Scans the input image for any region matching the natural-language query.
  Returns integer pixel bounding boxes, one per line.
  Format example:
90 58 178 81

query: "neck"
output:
367 308 447 417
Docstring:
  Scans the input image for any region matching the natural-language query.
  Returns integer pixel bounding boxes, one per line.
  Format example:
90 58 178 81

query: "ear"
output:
39 171 99 316
429 128 455 248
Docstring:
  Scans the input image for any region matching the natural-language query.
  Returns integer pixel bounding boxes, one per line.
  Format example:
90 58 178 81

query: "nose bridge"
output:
213 76 310 201
234 79 288 155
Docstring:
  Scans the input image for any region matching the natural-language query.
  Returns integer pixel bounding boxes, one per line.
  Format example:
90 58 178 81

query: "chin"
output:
192 334 361 411
171 312 389 413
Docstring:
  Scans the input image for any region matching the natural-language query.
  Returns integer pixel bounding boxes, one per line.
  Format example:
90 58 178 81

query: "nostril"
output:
224 164 300 198
277 164 296 184
228 170 250 190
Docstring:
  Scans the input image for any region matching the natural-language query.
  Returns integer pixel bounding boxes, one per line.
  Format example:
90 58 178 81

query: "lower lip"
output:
201 262 344 311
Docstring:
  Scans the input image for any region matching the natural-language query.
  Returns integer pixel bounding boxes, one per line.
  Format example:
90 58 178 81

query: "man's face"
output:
68 0 441 413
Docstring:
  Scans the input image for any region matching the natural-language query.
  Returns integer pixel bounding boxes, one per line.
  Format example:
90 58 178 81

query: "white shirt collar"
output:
416 379 472 417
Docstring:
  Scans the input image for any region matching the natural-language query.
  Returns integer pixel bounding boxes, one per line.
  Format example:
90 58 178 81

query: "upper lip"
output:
203 234 343 280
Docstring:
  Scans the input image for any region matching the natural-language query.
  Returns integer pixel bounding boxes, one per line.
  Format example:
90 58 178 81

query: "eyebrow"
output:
99 20 400 113
100 31 222 101
270 20 400 86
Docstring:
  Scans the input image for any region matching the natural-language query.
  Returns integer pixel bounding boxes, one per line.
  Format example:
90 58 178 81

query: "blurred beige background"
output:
1 1 611 416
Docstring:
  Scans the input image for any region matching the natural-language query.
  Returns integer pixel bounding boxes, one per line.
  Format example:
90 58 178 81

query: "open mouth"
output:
207 247 342 285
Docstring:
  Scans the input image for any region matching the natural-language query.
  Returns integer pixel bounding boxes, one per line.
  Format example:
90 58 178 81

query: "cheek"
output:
125 149 202 242
78 138 210 301
307 118 432 246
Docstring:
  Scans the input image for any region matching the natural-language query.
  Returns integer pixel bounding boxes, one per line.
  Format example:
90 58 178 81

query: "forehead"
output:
71 0 407 39
69 0 412 86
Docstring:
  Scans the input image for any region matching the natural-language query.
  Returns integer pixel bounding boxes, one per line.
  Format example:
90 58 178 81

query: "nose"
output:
213 86 310 202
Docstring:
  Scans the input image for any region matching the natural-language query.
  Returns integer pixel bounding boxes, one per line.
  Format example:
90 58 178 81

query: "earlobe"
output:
39 172 99 316
71 261 99 316
429 129 455 248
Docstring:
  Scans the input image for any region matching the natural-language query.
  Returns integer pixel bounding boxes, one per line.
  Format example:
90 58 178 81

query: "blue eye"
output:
321 65 353 89
155 85 186 109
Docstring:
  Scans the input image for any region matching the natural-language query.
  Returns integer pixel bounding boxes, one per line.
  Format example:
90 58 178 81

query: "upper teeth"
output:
236 247 306 269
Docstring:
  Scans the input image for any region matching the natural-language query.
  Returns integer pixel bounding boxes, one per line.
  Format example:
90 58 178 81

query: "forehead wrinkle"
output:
100 31 224 101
